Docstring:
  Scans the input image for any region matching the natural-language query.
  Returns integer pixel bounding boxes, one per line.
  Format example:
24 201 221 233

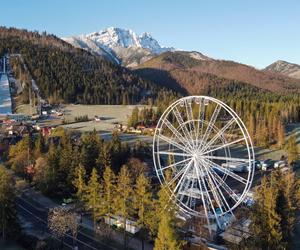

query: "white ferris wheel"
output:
153 96 255 232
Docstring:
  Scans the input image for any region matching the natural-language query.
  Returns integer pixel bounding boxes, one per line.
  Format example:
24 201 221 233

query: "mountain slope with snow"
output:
63 27 174 67
264 60 300 79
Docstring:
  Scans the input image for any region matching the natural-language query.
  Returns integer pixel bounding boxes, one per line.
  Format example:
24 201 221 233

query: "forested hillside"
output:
0 27 177 104
135 51 300 94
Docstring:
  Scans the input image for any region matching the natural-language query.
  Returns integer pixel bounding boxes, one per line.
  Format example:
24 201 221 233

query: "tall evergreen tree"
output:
249 176 283 249
85 168 102 230
286 135 299 165
133 173 153 250
277 120 285 148
100 166 116 226
114 165 133 248
73 164 87 203
0 166 19 240
154 184 181 250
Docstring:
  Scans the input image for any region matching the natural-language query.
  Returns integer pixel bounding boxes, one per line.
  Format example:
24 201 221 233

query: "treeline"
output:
0 27 178 105
212 85 300 147
7 128 150 196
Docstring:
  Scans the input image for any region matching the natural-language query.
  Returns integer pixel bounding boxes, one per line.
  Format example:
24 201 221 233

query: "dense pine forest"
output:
0 27 178 104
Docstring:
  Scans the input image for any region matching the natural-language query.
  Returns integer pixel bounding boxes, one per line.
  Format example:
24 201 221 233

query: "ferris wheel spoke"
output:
201 105 221 147
167 160 193 188
205 162 240 203
173 107 195 147
202 167 225 214
201 162 226 214
201 118 235 152
197 98 205 142
194 161 212 234
156 151 191 157
158 134 192 154
203 162 233 212
203 155 250 163
163 119 194 150
160 157 192 171
196 161 221 228
172 161 193 194
202 137 246 155
204 158 248 185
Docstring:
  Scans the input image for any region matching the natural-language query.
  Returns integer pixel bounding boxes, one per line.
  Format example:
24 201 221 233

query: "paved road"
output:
17 194 117 250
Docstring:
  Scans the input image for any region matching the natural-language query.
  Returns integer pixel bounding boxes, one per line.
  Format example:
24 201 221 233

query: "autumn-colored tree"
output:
48 207 69 249
127 157 147 182
8 135 32 175
48 207 78 249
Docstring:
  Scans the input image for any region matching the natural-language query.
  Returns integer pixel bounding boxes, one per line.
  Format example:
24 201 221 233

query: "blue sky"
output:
1 0 299 68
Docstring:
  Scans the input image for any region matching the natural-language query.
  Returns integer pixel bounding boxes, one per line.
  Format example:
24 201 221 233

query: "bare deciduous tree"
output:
48 207 78 249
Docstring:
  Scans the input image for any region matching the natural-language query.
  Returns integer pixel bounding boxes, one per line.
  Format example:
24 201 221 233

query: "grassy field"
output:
61 104 150 131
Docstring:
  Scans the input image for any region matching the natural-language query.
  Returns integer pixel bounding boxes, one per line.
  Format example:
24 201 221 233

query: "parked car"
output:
254 160 261 170
259 159 272 171
274 160 287 169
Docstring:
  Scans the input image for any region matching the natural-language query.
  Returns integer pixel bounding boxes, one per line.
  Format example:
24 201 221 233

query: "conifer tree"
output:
286 135 298 165
249 176 283 249
134 173 153 250
73 164 87 203
128 107 139 127
0 166 18 240
46 141 60 192
114 165 133 248
85 168 102 230
154 184 181 250
97 142 112 172
34 132 45 158
277 120 285 148
100 166 116 226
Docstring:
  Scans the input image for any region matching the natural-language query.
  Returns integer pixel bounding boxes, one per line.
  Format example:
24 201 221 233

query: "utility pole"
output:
29 82 32 115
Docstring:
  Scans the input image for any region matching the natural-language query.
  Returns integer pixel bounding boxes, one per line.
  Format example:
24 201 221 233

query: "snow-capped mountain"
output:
264 60 300 79
63 27 174 67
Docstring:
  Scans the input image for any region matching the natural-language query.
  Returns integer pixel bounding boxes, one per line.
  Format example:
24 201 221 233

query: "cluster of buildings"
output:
114 123 157 135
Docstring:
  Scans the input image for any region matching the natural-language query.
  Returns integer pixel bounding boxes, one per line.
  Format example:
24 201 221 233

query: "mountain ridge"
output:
62 27 174 67
264 60 300 79
135 51 300 94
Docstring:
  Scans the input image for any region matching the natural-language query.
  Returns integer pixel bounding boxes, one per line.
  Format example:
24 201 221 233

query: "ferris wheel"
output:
153 96 255 232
